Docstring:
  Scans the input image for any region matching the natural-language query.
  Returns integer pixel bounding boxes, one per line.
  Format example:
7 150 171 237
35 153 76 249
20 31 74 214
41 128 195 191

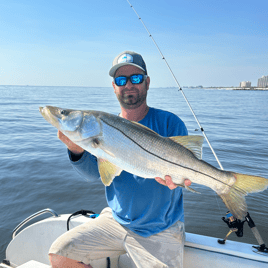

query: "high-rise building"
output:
257 75 268 87
240 81 251 87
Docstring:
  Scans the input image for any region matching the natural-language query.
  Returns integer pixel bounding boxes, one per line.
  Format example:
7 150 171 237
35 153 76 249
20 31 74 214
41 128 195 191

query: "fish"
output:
39 106 268 220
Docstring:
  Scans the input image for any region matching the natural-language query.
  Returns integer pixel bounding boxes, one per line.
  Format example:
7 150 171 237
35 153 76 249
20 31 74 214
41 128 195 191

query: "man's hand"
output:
155 175 191 190
57 130 84 155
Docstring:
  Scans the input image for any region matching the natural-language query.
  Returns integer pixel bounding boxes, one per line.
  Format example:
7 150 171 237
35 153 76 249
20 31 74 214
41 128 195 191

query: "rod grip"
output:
251 227 265 246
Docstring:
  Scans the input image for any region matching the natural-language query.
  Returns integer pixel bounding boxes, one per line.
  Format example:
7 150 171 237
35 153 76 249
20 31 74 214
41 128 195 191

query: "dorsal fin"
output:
131 121 159 135
169 135 204 159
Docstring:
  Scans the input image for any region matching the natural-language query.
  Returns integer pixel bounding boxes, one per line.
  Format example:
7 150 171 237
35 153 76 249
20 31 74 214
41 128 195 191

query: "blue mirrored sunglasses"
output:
114 74 147 86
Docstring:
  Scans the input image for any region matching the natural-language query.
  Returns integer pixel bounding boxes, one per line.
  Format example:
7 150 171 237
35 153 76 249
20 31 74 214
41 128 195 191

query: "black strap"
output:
67 210 96 231
107 257 111 268
69 150 85 162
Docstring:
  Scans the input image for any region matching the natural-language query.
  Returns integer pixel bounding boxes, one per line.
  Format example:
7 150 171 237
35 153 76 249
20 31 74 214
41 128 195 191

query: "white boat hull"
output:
1 211 268 267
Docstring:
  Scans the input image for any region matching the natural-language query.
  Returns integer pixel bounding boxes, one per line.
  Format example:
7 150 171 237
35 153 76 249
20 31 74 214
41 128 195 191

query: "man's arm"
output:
58 130 84 155
58 131 100 181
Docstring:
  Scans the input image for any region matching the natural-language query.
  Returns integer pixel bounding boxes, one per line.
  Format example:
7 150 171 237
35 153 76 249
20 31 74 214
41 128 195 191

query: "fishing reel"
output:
218 211 245 244
218 211 268 255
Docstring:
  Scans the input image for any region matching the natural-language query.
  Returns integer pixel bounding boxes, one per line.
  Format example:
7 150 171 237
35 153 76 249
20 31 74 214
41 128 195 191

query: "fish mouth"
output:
39 106 52 115
39 106 62 118
39 106 48 117
40 106 84 132
39 106 52 119
39 106 61 129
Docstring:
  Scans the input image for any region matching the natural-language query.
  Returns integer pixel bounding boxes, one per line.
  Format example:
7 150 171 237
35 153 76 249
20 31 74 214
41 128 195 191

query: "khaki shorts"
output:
49 207 185 268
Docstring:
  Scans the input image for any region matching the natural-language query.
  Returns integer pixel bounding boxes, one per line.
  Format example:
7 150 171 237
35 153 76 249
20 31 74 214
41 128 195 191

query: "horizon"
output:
1 84 267 89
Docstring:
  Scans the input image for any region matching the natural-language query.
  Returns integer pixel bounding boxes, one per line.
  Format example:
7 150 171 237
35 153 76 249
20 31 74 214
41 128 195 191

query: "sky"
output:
0 0 267 87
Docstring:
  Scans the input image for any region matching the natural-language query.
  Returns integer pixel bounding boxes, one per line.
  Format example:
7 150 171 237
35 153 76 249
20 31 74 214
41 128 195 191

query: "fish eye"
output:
60 110 68 115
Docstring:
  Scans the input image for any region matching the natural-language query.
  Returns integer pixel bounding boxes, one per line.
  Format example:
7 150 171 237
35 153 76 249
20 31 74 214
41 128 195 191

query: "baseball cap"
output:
109 51 147 77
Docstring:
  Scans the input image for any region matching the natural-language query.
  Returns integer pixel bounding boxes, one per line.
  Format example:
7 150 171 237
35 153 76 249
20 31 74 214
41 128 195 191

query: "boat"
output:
1 208 268 268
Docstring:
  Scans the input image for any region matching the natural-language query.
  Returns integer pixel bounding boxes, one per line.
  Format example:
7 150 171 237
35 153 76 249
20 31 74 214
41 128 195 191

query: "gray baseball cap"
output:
109 51 147 77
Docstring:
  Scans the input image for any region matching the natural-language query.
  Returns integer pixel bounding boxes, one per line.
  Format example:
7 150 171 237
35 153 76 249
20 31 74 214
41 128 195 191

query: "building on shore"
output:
240 81 251 87
257 75 268 88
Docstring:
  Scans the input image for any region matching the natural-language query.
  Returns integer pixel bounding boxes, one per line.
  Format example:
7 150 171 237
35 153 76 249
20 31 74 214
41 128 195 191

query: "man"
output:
49 51 191 268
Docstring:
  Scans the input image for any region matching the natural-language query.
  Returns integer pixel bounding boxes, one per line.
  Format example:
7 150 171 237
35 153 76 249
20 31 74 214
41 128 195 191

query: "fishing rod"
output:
126 0 268 254
126 0 224 170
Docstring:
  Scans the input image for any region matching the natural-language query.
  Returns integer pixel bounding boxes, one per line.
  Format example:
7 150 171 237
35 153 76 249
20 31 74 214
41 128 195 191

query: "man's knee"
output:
49 253 92 268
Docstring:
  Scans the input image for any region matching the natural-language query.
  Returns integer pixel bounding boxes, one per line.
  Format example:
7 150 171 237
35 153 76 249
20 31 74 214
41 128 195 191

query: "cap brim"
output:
109 63 146 77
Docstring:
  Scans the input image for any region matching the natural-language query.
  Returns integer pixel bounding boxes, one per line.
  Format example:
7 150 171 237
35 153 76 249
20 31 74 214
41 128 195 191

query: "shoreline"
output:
204 87 268 91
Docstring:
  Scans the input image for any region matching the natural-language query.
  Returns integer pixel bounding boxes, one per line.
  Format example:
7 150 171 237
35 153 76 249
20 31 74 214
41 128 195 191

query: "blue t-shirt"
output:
69 107 188 237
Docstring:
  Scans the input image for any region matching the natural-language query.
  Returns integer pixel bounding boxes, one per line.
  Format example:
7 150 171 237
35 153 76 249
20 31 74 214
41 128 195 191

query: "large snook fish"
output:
40 106 268 220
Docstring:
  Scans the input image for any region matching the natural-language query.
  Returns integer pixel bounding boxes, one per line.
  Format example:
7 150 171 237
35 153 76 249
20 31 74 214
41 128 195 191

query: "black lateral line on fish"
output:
100 118 244 192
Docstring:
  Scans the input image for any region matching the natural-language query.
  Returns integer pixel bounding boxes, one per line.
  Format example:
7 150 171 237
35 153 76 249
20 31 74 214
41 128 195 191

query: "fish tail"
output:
219 172 268 220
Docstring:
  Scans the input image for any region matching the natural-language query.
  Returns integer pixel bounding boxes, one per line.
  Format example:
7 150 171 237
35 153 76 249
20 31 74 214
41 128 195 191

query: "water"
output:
0 85 267 261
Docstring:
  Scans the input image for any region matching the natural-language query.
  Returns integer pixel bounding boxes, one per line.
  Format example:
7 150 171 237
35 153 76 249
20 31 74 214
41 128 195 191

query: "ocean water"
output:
0 85 268 261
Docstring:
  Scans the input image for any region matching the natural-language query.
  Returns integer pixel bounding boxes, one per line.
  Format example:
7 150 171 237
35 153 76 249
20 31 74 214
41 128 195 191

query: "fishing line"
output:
126 0 224 171
126 0 224 215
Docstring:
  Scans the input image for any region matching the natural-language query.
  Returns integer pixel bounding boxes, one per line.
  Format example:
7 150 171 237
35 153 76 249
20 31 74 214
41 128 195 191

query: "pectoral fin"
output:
185 185 201 194
98 158 122 186
174 179 201 194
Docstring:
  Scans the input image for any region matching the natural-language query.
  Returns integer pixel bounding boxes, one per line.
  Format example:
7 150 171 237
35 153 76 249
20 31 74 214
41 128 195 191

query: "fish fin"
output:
169 135 204 159
219 172 268 219
97 158 122 186
174 180 201 194
175 183 185 188
131 121 159 135
185 185 201 194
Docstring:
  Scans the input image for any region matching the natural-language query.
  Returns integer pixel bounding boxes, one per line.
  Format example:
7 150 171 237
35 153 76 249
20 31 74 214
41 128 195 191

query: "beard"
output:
117 87 147 109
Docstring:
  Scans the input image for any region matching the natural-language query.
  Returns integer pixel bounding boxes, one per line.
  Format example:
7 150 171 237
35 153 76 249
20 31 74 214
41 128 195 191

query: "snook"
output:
39 106 268 220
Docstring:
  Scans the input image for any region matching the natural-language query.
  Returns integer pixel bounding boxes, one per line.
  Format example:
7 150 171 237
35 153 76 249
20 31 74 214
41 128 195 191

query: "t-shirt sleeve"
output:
68 150 100 182
167 114 188 137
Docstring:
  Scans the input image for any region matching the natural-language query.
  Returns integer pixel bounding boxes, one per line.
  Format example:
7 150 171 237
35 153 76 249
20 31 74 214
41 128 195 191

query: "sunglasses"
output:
114 74 147 86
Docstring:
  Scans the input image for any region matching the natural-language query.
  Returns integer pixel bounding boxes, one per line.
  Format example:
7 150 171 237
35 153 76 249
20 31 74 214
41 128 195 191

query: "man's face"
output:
112 65 150 109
